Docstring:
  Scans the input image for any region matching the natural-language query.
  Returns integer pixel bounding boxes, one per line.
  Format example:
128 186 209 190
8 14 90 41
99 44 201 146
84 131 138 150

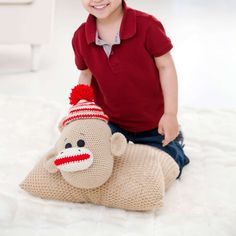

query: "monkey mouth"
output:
54 153 94 172
55 154 90 165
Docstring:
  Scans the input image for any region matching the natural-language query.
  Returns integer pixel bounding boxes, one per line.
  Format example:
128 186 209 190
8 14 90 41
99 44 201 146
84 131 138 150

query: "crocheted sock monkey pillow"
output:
20 85 179 212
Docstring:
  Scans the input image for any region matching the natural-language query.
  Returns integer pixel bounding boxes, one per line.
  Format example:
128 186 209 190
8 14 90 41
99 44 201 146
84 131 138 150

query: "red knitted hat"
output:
59 84 109 131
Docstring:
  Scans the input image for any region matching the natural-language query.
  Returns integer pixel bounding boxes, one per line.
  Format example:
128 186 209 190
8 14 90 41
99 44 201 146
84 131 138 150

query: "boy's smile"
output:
91 2 110 11
82 0 123 21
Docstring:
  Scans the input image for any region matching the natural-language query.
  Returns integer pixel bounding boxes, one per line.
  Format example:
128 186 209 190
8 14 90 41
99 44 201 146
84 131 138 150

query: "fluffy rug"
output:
0 95 235 236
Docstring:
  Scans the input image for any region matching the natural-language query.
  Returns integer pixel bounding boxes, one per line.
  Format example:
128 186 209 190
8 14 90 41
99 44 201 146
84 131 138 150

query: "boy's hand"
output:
158 113 179 147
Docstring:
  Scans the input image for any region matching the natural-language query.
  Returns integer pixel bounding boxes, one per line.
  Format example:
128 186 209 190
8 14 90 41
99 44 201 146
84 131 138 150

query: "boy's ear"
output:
110 133 127 157
43 147 59 173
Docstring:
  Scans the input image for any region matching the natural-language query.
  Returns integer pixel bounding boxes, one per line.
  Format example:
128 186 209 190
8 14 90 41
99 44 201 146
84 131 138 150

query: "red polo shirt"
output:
72 0 173 132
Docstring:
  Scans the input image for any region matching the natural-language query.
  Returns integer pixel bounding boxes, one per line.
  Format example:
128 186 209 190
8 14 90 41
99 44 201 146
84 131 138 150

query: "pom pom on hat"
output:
69 84 94 105
58 84 109 131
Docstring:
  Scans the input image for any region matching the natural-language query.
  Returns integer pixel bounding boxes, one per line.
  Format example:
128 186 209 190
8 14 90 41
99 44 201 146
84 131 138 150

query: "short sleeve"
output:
72 30 88 70
145 16 173 57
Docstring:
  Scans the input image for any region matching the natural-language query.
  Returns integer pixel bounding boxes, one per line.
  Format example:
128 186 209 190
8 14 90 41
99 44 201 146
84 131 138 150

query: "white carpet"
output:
0 94 236 236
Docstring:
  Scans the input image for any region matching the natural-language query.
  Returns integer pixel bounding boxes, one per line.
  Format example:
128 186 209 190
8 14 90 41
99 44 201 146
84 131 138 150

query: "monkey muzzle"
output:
54 147 94 172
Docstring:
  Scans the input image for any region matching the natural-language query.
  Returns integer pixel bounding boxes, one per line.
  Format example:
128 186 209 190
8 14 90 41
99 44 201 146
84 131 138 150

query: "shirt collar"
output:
95 30 120 45
85 0 136 44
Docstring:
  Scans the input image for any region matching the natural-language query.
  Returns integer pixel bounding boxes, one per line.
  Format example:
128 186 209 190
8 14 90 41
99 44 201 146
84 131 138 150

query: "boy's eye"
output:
65 143 72 149
77 139 85 147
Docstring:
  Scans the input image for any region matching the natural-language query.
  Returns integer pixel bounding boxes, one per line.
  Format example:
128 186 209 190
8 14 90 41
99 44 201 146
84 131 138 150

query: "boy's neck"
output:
96 4 124 26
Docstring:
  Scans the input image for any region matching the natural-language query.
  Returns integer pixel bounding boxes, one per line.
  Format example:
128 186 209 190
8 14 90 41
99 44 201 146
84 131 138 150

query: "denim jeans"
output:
108 121 190 179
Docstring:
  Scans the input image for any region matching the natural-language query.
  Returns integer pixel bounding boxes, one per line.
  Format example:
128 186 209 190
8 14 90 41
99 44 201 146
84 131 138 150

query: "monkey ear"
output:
43 147 59 173
110 132 127 157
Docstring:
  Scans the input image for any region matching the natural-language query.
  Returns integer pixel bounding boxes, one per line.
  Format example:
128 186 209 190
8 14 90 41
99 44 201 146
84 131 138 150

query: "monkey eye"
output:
65 143 72 149
77 139 85 147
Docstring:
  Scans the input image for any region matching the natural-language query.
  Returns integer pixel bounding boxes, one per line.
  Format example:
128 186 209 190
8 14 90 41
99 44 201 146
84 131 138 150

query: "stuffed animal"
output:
20 85 179 211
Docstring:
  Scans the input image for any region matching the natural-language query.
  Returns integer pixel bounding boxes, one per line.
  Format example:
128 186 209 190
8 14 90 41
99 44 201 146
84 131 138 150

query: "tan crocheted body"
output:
20 143 179 212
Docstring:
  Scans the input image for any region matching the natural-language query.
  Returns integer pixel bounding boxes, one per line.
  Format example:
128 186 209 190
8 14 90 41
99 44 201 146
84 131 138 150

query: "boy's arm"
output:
154 52 179 146
155 52 178 116
78 68 92 85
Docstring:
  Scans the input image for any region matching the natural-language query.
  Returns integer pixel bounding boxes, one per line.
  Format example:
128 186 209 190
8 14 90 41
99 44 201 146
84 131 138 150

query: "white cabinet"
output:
0 0 55 71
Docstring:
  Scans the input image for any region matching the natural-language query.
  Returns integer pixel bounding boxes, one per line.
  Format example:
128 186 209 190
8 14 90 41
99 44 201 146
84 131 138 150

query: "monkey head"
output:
44 119 127 189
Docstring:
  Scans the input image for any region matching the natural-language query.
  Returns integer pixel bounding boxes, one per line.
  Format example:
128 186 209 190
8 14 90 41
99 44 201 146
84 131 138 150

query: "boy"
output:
71 0 190 178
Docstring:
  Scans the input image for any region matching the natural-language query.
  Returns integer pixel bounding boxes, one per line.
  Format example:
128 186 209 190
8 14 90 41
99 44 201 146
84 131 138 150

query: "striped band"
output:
62 113 109 127
69 107 103 114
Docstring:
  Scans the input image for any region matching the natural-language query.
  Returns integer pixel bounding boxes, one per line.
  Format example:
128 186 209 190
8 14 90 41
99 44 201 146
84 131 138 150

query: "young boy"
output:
71 0 190 178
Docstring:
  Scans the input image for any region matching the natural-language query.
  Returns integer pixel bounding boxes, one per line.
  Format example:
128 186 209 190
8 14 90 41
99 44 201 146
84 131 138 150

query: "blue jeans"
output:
108 121 190 179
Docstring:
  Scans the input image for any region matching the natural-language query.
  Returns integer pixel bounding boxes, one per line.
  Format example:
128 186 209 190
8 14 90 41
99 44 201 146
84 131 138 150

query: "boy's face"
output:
81 0 122 20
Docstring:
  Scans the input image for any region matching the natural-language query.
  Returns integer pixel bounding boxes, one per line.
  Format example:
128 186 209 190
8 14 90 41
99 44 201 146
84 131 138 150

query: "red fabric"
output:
69 84 94 105
71 0 173 132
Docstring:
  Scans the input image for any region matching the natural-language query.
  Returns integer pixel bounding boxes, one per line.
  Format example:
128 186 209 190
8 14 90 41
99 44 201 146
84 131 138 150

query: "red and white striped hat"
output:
59 84 109 131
